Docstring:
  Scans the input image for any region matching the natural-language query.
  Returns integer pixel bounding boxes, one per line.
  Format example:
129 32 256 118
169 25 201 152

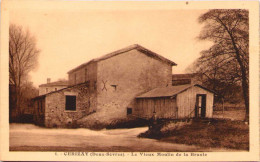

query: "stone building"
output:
33 44 176 127
39 78 68 95
33 44 214 128
172 73 201 86
33 83 94 127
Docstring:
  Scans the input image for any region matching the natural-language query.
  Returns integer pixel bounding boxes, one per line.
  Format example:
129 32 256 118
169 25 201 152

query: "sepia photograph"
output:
1 0 259 161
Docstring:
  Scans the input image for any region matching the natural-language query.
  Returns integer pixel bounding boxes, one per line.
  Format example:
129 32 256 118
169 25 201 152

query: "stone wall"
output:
68 62 97 86
80 49 172 125
44 83 97 128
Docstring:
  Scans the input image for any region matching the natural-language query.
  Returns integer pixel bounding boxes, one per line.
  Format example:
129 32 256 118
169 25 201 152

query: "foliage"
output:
9 24 40 121
190 10 249 121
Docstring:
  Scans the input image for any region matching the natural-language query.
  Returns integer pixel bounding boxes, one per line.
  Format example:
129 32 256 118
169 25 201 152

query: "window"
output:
111 85 117 91
127 108 132 115
65 95 76 111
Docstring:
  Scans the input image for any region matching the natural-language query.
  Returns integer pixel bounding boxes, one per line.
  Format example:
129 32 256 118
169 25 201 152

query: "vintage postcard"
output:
0 0 259 161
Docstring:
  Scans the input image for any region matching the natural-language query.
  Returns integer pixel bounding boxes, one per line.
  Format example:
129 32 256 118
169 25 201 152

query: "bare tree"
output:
195 9 249 121
9 24 40 120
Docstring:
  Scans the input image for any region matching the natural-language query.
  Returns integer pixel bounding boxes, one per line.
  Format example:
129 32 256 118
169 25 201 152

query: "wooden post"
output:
176 106 178 119
222 98 225 118
153 99 156 114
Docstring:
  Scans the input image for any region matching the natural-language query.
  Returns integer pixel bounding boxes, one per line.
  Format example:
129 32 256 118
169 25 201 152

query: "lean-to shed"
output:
135 84 215 119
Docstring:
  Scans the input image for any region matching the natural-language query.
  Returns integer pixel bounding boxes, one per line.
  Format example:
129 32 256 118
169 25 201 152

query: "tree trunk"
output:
228 31 249 122
242 78 249 122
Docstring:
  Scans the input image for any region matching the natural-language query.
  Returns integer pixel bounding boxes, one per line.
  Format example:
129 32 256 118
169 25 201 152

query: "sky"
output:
9 4 212 87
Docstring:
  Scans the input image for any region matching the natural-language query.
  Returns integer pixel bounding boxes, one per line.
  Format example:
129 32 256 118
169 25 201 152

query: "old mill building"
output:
33 44 214 128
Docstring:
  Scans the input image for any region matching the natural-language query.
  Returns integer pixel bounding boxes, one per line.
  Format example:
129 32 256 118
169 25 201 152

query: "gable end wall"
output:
93 49 172 123
176 86 214 118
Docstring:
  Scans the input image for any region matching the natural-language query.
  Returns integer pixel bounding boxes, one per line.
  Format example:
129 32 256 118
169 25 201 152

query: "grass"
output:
213 110 246 121
106 117 148 129
139 118 249 150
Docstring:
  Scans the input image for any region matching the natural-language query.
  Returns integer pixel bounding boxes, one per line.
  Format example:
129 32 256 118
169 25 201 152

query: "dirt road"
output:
9 123 232 152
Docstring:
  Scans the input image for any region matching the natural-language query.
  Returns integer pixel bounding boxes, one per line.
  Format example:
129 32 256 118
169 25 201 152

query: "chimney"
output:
47 78 51 84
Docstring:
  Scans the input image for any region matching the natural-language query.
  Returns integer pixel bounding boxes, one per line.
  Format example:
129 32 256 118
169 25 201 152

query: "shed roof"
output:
39 80 68 87
67 44 177 74
136 84 215 99
33 82 87 100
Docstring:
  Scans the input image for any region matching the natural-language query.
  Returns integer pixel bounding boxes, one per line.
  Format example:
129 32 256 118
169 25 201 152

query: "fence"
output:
214 106 245 111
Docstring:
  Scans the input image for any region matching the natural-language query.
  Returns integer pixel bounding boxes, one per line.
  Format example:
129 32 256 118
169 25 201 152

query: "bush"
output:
11 114 34 123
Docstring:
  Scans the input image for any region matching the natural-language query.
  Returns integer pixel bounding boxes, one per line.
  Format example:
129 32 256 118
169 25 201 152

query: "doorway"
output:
195 94 206 118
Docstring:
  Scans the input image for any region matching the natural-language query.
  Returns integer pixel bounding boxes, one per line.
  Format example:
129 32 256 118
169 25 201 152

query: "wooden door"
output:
195 94 207 118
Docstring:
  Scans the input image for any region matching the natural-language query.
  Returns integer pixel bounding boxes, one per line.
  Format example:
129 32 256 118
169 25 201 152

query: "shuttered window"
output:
65 95 76 111
127 108 132 115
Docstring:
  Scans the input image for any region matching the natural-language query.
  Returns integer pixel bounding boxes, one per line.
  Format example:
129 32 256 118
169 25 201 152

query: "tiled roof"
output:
172 73 196 80
33 82 86 100
136 84 215 98
39 80 68 87
67 44 177 74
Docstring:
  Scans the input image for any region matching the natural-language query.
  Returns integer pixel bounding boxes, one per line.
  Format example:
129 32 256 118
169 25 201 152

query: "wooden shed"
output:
135 84 215 119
